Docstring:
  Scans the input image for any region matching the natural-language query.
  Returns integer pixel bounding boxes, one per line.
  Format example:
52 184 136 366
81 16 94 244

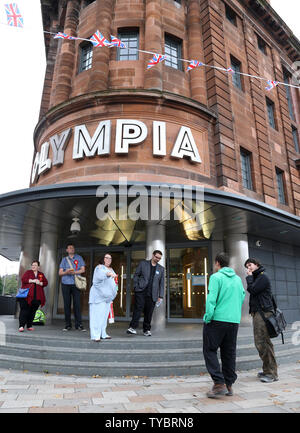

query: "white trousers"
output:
89 302 111 340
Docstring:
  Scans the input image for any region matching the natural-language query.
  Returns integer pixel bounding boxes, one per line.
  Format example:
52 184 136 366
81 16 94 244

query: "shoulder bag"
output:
16 288 29 298
258 296 287 344
66 257 87 291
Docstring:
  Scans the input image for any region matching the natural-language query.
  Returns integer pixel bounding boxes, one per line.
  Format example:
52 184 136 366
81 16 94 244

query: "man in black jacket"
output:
244 258 278 383
127 250 164 336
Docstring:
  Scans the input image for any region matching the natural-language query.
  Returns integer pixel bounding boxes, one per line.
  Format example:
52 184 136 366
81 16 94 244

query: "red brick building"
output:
1 0 299 324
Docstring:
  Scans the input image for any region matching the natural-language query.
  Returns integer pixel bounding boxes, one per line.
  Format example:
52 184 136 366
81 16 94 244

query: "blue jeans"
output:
62 284 82 328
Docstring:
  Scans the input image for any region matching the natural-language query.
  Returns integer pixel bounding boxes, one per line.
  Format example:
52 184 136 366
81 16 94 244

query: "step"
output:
1 335 296 363
0 346 299 377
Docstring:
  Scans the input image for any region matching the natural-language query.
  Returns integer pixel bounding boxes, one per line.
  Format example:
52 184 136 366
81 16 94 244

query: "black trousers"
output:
62 283 82 328
203 320 239 386
130 291 156 332
18 299 40 328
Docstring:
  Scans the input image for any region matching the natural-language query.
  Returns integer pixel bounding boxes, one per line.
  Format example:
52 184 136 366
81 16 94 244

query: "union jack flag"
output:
186 60 203 72
110 35 126 48
147 53 166 69
54 32 77 40
226 67 235 74
265 80 279 91
5 3 23 28
90 30 111 47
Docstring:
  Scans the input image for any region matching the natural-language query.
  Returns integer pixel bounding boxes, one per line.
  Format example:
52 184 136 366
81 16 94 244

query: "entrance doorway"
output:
56 244 210 322
168 246 209 320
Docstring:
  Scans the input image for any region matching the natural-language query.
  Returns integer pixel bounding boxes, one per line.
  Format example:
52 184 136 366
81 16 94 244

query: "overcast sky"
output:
0 0 299 276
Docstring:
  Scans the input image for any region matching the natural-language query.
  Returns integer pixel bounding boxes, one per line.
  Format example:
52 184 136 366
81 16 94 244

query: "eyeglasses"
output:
104 256 112 260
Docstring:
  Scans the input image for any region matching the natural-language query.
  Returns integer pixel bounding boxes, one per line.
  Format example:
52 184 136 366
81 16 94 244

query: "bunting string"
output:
2 3 300 91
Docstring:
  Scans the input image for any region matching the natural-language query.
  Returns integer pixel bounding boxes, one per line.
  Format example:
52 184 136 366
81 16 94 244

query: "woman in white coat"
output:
89 253 118 342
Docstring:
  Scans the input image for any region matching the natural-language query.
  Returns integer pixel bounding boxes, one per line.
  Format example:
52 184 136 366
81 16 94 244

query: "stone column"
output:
225 233 251 324
88 0 113 91
187 0 206 105
54 0 80 105
144 0 163 90
146 220 166 330
38 230 58 324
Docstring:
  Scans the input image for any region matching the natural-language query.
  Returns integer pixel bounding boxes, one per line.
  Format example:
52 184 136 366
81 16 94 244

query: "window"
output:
225 4 237 26
79 42 93 73
83 0 95 7
164 35 183 71
117 29 139 61
257 35 267 55
283 70 295 120
240 149 253 190
266 98 276 129
276 168 286 204
230 56 243 90
292 126 299 153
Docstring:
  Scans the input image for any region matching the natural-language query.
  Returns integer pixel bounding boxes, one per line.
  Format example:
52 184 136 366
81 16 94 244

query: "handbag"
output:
258 296 287 344
74 274 87 291
66 257 87 291
16 288 29 298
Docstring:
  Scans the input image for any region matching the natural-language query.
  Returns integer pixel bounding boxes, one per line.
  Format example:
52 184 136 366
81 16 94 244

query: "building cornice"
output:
33 89 218 149
239 0 300 62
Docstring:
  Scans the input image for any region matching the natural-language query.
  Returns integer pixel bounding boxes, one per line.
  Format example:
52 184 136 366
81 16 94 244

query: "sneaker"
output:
63 326 72 331
27 327 34 331
207 383 227 398
143 330 152 337
260 375 278 383
257 371 265 378
127 327 137 335
18 327 24 332
76 325 87 332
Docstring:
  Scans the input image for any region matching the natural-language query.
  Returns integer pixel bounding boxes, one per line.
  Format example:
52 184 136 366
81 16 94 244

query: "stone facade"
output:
34 0 300 215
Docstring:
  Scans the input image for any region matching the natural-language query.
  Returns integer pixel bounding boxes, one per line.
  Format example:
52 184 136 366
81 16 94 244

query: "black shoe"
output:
63 325 72 331
225 385 233 396
76 325 86 332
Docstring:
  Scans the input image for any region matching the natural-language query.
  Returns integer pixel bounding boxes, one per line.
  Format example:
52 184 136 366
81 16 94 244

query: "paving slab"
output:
0 361 299 413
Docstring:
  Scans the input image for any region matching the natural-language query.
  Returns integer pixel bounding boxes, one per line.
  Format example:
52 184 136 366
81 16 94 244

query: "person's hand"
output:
106 272 114 278
66 269 74 274
28 279 34 283
246 269 252 276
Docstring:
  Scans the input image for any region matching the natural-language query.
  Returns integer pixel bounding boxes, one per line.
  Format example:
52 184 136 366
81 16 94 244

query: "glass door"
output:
168 247 209 319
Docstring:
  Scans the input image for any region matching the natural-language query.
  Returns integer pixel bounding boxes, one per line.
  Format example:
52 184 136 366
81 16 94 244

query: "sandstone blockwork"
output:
35 0 300 216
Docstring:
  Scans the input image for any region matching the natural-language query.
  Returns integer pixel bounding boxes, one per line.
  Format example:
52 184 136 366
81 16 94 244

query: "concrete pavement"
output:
0 362 300 413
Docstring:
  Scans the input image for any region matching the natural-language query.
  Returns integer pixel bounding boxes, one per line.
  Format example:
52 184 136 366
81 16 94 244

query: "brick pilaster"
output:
200 0 237 187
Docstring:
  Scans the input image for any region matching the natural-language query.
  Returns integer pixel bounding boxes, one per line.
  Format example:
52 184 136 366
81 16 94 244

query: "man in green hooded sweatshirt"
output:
203 252 245 398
